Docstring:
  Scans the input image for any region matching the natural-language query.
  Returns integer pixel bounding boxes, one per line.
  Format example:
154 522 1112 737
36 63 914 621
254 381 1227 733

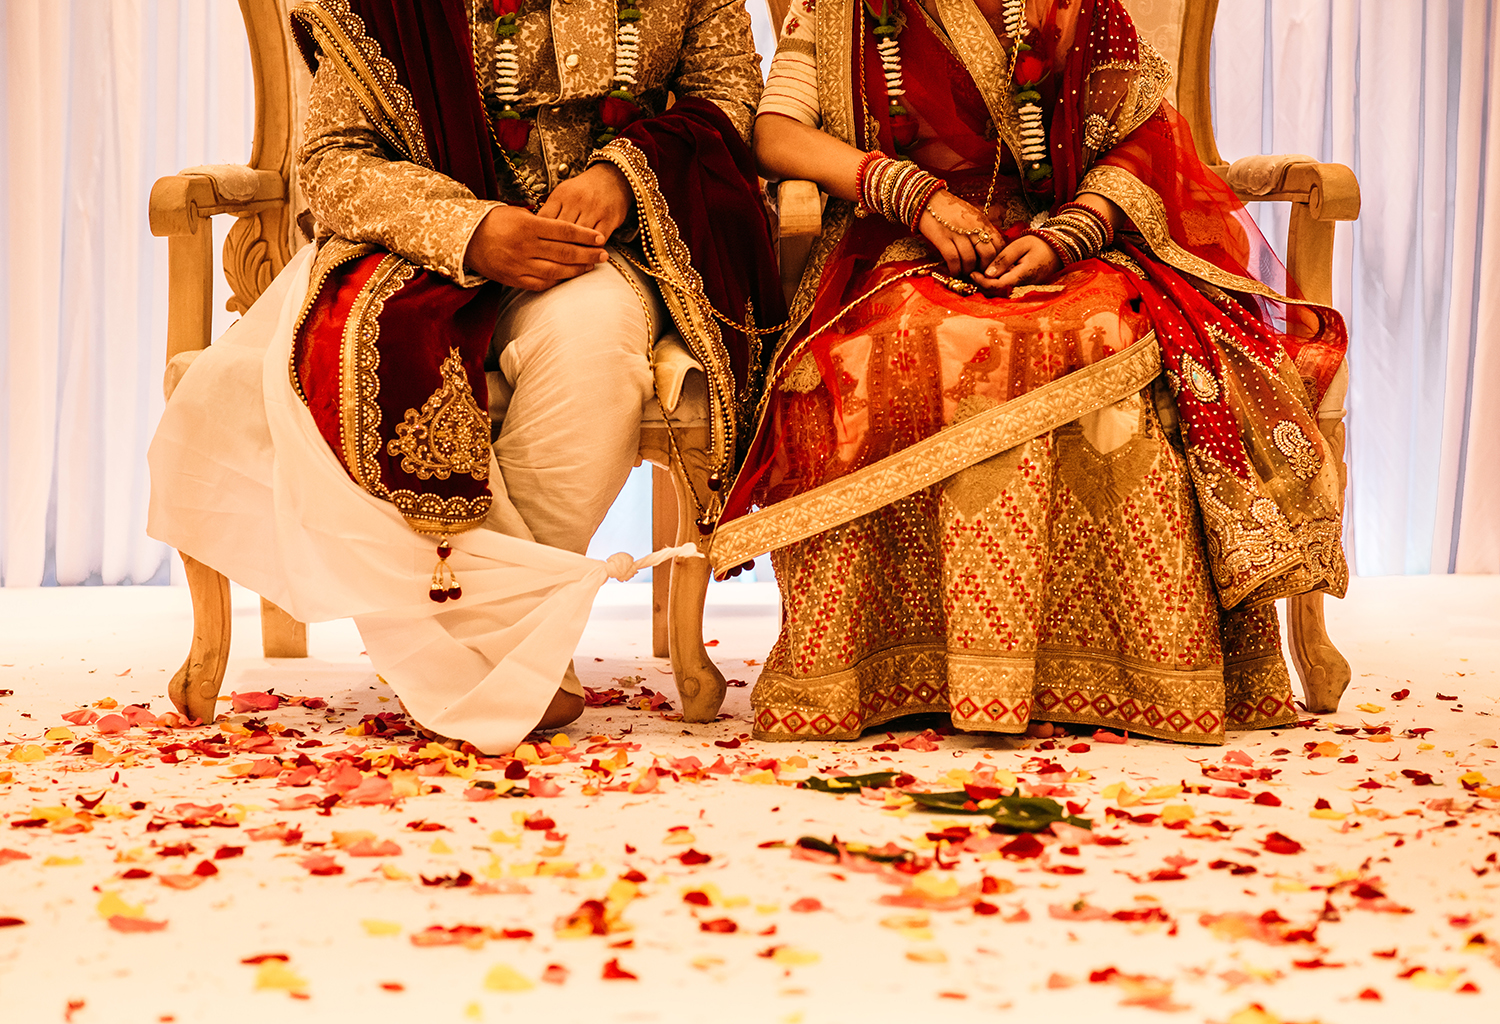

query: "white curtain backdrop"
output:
0 0 1495 586
1211 0 1500 574
1 1 253 586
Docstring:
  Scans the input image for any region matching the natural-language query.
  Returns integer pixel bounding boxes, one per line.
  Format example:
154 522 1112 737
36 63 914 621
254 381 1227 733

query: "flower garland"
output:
866 1 918 150
597 2 646 146
1003 0 1053 184
488 0 529 152
481 0 547 203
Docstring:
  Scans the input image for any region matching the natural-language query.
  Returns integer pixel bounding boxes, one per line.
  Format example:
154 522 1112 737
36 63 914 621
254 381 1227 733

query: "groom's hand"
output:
464 205 608 292
537 162 634 241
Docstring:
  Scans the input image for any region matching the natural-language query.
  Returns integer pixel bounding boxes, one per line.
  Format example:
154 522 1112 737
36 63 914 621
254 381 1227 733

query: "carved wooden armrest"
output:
1216 157 1361 221
776 179 823 299
149 165 286 237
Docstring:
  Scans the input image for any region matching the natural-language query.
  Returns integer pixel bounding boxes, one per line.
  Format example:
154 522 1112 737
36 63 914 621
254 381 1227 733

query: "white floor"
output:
1 575 1497 1023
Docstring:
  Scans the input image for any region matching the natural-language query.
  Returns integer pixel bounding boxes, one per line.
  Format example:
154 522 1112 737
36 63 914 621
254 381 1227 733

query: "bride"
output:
711 0 1349 744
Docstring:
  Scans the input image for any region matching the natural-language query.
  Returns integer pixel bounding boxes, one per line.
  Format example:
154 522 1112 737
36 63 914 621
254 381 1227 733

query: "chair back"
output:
762 0 1224 168
226 0 311 314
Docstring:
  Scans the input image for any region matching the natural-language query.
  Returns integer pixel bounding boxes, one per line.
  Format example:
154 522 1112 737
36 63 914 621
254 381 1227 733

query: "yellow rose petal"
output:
254 960 308 993
483 964 534 992
771 947 820 967
1160 804 1195 824
361 919 402 936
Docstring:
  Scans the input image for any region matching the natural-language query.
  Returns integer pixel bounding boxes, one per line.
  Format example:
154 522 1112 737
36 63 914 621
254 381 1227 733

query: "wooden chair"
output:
149 0 723 726
764 0 1359 714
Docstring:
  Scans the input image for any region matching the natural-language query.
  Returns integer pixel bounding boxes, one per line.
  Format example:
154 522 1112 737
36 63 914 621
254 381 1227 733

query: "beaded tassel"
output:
429 536 462 603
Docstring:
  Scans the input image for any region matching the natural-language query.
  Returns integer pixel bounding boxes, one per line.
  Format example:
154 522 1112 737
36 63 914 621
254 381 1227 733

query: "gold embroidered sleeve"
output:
1079 42 1173 165
670 0 764 141
298 64 501 286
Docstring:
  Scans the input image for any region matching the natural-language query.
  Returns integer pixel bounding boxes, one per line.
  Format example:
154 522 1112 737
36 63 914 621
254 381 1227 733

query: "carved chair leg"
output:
1289 414 1352 713
667 437 726 723
168 553 231 725
651 465 673 659
260 597 307 658
1287 591 1351 714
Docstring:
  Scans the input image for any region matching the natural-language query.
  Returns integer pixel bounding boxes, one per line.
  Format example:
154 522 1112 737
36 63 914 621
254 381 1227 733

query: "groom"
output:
149 0 783 747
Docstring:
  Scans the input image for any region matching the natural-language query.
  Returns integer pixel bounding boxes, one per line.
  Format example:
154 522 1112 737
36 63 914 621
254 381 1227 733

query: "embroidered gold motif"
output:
1009 283 1068 299
1178 352 1220 403
781 352 823 393
1056 422 1161 520
1272 420 1320 479
1084 113 1117 152
1098 249 1147 278
389 490 492 535
877 236 934 266
388 348 491 482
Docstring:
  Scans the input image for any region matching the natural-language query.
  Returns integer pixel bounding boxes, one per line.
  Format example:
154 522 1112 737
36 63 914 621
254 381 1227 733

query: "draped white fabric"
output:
1211 0 1500 574
0 0 1495 585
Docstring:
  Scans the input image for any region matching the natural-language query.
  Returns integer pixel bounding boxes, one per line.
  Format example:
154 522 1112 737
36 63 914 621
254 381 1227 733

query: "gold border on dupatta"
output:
709 331 1164 569
290 0 434 168
1080 165 1326 308
592 138 740 490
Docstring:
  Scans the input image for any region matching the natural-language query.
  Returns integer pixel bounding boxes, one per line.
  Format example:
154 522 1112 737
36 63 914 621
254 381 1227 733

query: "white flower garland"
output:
876 32 904 104
1003 0 1051 178
492 33 520 105
1002 0 1024 37
614 10 640 91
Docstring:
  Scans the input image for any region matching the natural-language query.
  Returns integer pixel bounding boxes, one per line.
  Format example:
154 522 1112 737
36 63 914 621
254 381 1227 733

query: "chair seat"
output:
647 332 707 424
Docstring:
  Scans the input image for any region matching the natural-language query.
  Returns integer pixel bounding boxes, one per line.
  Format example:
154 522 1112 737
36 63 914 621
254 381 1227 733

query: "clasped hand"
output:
917 190 1061 293
464 163 634 292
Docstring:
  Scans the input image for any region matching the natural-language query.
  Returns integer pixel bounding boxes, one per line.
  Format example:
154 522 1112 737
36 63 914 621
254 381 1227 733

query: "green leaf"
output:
800 771 902 793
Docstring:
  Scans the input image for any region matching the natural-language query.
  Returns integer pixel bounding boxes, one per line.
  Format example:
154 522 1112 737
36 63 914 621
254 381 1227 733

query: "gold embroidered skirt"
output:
750 390 1297 744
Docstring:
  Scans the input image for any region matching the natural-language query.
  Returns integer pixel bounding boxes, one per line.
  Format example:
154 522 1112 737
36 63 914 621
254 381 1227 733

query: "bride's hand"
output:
973 234 1061 293
917 191 1001 275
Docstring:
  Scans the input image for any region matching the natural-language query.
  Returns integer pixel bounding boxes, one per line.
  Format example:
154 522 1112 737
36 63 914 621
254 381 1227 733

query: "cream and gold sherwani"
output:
299 0 763 284
294 0 764 553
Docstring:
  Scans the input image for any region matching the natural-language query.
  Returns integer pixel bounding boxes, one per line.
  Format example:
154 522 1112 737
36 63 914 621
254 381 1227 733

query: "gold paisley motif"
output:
1177 351 1220 403
877 236 935 266
1272 420 1320 480
388 348 491 483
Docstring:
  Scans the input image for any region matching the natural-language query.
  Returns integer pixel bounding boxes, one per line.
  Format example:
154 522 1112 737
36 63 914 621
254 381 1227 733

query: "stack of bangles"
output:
855 152 946 231
1026 202 1115 265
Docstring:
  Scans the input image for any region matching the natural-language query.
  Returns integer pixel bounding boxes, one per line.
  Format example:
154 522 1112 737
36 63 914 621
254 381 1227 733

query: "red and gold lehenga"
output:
711 0 1348 744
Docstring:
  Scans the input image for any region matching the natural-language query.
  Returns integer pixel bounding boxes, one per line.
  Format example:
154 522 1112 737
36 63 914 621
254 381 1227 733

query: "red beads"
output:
437 542 452 560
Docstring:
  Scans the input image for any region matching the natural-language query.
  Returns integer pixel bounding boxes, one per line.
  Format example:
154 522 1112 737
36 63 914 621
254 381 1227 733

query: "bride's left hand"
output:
972 234 1061 293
